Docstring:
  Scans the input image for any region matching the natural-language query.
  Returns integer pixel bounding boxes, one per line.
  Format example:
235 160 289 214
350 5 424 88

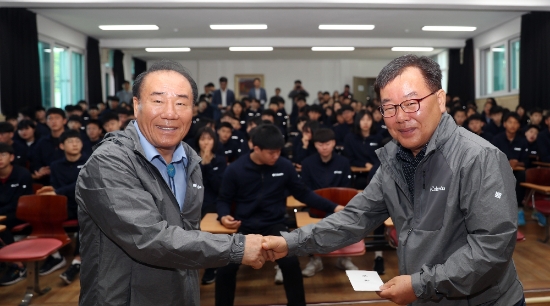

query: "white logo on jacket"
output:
272 173 284 177
430 186 446 192
495 191 502 199
11 184 19 188
192 183 202 190
334 170 342 174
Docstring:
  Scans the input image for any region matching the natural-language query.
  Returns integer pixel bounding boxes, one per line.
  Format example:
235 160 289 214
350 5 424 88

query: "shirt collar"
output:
397 143 428 163
133 121 187 166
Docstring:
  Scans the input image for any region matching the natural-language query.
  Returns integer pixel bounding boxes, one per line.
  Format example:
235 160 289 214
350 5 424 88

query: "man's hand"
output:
365 162 373 171
262 236 288 260
220 215 241 229
334 205 345 213
36 186 56 195
242 234 268 269
376 275 417 305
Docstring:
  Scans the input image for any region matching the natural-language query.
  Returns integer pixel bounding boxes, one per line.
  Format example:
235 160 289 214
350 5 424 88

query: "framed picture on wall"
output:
234 74 264 100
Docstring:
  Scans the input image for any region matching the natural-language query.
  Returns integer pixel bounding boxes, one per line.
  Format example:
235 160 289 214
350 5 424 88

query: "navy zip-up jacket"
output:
50 154 88 218
217 154 337 230
537 128 550 162
30 133 65 172
200 154 226 216
300 153 351 190
491 132 529 164
332 123 353 146
0 165 32 216
343 133 382 167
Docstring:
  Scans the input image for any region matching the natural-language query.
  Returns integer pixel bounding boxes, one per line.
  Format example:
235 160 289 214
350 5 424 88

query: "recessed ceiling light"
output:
145 48 191 52
99 25 159 30
319 25 375 30
229 47 273 51
391 47 434 52
422 26 476 32
211 24 267 30
312 47 355 51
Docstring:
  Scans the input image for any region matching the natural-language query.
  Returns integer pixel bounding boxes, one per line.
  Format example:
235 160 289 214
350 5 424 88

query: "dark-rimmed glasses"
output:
379 90 438 118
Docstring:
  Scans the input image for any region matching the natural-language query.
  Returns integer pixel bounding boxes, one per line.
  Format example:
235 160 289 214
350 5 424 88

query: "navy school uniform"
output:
343 133 383 167
50 154 88 219
217 140 240 163
491 132 529 164
199 154 227 217
537 129 550 163
231 130 247 156
526 141 539 168
246 109 262 121
216 154 337 230
0 165 32 227
300 153 351 190
483 120 505 137
332 123 353 147
30 134 65 183
374 120 391 139
82 138 101 158
291 133 317 164
11 141 28 168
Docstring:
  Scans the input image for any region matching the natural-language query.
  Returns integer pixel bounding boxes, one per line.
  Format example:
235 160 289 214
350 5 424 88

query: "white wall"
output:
36 14 87 50
148 58 390 112
473 16 521 98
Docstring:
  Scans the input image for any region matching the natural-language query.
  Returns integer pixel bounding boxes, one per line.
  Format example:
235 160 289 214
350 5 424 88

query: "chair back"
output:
16 195 71 246
525 168 550 186
310 187 359 218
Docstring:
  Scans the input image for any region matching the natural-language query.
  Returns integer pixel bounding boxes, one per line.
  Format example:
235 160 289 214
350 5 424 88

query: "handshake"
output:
241 235 289 269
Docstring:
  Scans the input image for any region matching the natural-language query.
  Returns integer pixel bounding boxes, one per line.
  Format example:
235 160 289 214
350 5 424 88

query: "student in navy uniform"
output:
82 119 103 157
219 113 247 158
491 112 532 226
215 124 344 306
30 108 67 185
292 120 319 166
451 107 467 127
15 120 38 166
0 143 33 285
537 115 550 163
101 112 122 133
467 113 494 141
372 107 390 140
483 105 505 136
527 108 544 130
193 127 228 285
343 110 382 189
246 98 262 120
267 102 288 138
229 101 248 133
332 105 355 146
35 130 88 284
0 122 27 168
524 125 540 167
216 122 239 163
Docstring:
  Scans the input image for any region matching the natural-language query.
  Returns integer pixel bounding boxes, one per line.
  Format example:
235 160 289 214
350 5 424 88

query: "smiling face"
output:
133 70 194 160
380 67 445 155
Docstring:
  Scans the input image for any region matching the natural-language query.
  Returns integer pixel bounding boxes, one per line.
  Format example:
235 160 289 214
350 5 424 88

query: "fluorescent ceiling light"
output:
229 47 273 51
492 47 505 52
211 24 267 30
312 47 355 51
145 48 191 52
319 25 374 30
422 26 477 32
392 47 434 52
99 25 159 30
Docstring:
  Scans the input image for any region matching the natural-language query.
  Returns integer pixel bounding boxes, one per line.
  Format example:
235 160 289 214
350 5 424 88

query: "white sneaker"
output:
274 265 283 284
301 257 323 277
336 257 358 270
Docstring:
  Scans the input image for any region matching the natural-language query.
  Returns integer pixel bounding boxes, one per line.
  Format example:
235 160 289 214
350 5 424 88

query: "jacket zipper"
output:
423 170 426 189
402 228 414 246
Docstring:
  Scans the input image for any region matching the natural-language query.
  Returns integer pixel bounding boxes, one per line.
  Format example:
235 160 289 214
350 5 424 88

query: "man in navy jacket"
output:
211 77 236 120
247 78 267 105
215 124 343 306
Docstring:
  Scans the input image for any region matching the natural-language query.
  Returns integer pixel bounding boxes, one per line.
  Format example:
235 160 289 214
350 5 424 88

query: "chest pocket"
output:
415 158 452 231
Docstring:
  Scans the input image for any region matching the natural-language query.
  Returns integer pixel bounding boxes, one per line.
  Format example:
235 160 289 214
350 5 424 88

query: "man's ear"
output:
59 143 65 151
437 90 447 114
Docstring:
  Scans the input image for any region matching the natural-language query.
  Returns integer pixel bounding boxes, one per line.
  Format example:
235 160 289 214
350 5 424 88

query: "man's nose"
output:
394 105 410 122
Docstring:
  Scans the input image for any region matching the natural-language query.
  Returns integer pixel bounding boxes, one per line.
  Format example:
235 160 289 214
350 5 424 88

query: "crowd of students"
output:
0 79 549 301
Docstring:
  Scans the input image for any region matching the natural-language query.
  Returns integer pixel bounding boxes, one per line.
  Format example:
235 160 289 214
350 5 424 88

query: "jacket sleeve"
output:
410 148 517 299
282 168 389 256
203 156 226 196
76 144 245 270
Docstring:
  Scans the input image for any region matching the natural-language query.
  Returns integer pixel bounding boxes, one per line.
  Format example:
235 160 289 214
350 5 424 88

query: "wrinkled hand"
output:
36 186 56 195
262 236 288 260
365 163 373 171
221 215 241 229
333 205 345 213
376 275 417 305
242 234 270 269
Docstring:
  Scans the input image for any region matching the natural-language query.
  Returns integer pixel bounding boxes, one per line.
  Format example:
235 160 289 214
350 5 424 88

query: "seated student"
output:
0 122 27 168
83 119 103 157
332 105 355 146
266 103 288 138
372 107 390 140
292 120 319 166
67 115 87 142
537 115 550 163
220 113 247 157
216 122 239 163
467 113 494 141
101 112 121 133
30 107 67 185
524 125 540 167
246 98 262 120
484 105 505 136
15 119 38 166
289 96 307 131
491 112 532 226
197 99 214 119
527 108 544 129
343 110 382 188
230 101 248 132
192 127 227 285
516 105 529 128
299 128 357 277
35 130 88 283
87 105 100 121
451 107 467 127
215 124 343 306
0 143 33 285
307 104 327 126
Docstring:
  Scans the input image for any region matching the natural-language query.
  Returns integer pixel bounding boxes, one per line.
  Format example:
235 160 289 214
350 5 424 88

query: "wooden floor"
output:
1 218 550 306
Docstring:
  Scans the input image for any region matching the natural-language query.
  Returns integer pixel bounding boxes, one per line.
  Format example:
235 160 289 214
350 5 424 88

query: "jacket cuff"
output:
281 231 298 257
411 272 425 298
229 233 245 264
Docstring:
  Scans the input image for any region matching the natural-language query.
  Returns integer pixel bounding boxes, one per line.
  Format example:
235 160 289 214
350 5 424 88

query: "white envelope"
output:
346 270 384 291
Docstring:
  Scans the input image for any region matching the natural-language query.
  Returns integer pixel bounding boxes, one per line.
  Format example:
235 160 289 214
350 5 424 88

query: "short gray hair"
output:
374 54 442 97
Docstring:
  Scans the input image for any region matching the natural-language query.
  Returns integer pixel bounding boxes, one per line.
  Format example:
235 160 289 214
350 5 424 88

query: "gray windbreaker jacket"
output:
282 113 523 305
76 122 245 306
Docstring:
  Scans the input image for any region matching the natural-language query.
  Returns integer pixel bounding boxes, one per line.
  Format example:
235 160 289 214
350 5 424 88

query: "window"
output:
54 45 70 108
72 52 85 104
480 38 520 96
38 41 52 108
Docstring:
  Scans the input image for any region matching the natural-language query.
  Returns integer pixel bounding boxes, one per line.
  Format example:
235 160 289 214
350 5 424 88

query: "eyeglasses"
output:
379 90 438 118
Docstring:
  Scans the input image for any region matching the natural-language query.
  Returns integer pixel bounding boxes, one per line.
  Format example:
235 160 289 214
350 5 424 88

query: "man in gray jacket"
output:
263 55 524 305
76 60 268 306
